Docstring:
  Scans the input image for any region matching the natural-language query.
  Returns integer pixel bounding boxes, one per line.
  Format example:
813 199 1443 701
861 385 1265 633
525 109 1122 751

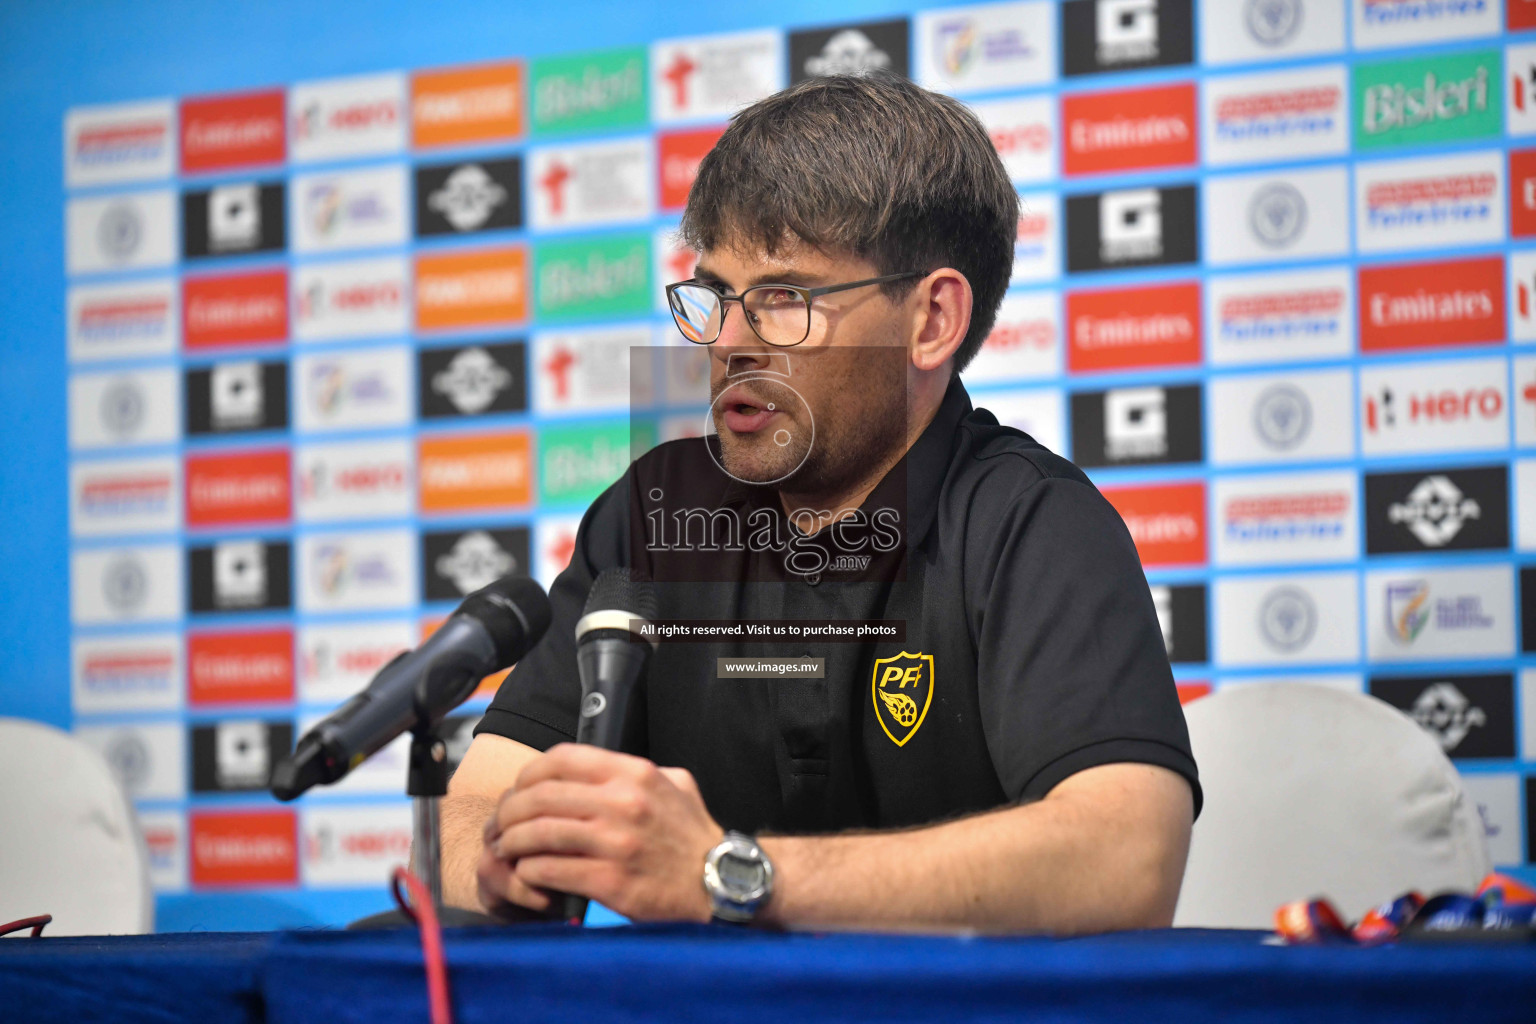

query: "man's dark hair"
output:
679 71 1019 373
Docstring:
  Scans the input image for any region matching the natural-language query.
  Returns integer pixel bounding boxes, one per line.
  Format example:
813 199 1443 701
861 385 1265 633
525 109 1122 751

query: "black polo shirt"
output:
476 376 1201 833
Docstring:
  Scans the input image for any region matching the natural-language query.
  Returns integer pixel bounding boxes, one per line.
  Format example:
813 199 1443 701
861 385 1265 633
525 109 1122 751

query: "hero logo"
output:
428 164 508 231
302 807 413 887
1387 475 1480 547
1363 383 1503 434
1101 188 1162 262
293 258 409 343
290 72 404 162
972 96 1056 184
434 531 517 595
1410 682 1486 751
433 347 514 413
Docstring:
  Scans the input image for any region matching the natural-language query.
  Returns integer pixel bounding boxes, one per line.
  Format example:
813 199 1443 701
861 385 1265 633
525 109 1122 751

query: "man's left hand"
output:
479 743 721 922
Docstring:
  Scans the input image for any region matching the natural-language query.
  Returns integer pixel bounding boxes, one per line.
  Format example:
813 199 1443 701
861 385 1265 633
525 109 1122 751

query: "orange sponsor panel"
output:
411 61 524 148
414 247 528 330
1067 281 1202 372
188 628 295 705
421 616 511 697
418 431 533 512
190 809 297 887
1176 682 1212 705
1101 481 1207 567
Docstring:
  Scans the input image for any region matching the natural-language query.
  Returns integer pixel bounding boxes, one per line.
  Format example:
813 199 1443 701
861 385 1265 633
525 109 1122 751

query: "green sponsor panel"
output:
534 233 651 321
539 420 655 506
1354 49 1500 149
531 46 647 135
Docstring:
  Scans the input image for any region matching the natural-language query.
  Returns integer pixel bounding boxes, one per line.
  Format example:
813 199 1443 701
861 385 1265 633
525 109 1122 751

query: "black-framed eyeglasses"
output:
665 271 924 347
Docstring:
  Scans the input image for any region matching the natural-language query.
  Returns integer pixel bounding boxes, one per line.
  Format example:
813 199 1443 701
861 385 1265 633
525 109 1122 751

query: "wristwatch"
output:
702 831 774 923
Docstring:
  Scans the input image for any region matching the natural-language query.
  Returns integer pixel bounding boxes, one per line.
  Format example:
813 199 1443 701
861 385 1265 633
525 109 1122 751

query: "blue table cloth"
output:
3 925 1533 1024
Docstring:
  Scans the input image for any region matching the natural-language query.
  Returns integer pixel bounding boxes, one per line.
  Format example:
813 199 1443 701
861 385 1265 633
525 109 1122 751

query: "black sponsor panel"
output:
1070 383 1202 468
1523 567 1536 653
1369 674 1516 760
1065 184 1198 274
1062 0 1194 77
182 181 286 259
1154 583 1206 664
1364 466 1508 555
418 341 528 419
185 360 288 436
789 19 910 83
421 527 532 602
190 720 294 793
415 157 523 237
189 539 292 614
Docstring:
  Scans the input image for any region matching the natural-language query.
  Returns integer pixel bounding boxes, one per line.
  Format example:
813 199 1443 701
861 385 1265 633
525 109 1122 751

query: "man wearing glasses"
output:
445 71 1199 933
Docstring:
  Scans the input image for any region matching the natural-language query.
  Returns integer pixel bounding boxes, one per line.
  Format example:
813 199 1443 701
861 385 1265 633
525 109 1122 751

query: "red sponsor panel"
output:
1062 82 1197 177
1176 682 1211 705
190 810 297 887
1067 282 1201 372
183 270 288 349
185 450 292 527
1358 256 1504 353
188 629 294 705
658 127 723 212
1510 150 1536 238
1102 482 1206 567
1513 0 1536 29
180 90 285 173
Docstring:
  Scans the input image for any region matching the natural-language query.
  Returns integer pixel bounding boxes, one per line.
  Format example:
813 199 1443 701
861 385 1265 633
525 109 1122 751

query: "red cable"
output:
391 868 453 1024
0 915 51 938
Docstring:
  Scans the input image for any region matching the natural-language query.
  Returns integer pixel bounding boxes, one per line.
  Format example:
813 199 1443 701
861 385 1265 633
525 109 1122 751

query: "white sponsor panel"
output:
1202 0 1345 65
71 544 183 626
289 71 407 162
293 256 410 343
529 136 654 231
1204 165 1349 266
1215 571 1360 668
1508 250 1536 343
70 455 181 536
916 1 1056 94
1354 0 1500 49
650 29 785 124
297 528 417 613
1516 459 1536 551
291 165 409 254
1206 266 1354 366
1522 669 1536 758
653 227 698 314
75 721 186 801
973 386 1066 456
965 289 1060 383
66 189 176 276
1356 150 1505 254
1359 357 1509 457
1517 357 1536 447
533 325 653 414
297 620 415 705
299 713 410 796
1202 64 1349 167
536 514 584 591
68 367 180 450
1459 773 1524 867
1012 190 1061 284
301 804 413 888
65 98 176 188
72 632 183 715
1217 673 1364 693
67 277 179 363
1366 565 1515 662
293 346 413 432
136 808 188 891
971 94 1056 185
1212 469 1359 567
1510 43 1536 137
1209 367 1355 465
296 438 414 523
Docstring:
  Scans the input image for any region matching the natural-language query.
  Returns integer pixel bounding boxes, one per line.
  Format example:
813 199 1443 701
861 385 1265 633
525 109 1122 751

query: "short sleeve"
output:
970 473 1202 817
473 476 627 751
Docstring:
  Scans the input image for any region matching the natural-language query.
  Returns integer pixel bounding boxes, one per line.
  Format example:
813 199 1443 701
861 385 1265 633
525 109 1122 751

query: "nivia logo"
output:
1253 383 1312 450
415 157 522 237
1259 585 1316 652
789 20 910 83
1365 465 1508 554
1369 673 1515 759
1070 383 1202 468
1062 0 1193 77
422 527 530 601
1065 185 1198 273
1246 0 1302 46
418 341 527 419
1248 182 1307 248
182 181 285 259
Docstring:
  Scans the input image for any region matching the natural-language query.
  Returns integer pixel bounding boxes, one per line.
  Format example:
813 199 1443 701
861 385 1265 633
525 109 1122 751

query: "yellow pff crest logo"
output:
871 651 933 747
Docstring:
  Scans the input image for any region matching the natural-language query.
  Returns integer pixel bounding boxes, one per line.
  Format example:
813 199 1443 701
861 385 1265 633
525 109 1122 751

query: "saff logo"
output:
872 652 934 747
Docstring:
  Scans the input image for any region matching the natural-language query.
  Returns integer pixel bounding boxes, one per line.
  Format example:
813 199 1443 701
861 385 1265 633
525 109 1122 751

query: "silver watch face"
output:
718 850 767 896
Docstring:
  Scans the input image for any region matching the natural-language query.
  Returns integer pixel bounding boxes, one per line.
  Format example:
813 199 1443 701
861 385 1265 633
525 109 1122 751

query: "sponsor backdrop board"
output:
4 0 1535 930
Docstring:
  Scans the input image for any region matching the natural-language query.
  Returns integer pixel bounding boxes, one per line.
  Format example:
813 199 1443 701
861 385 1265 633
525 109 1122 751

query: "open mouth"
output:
718 386 783 435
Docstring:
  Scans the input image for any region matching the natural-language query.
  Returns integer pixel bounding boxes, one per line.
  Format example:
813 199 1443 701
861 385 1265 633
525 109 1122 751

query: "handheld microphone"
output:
270 575 551 801
560 568 659 922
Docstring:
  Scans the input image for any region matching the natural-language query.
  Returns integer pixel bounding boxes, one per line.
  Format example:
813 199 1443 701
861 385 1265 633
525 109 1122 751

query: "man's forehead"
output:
695 235 868 283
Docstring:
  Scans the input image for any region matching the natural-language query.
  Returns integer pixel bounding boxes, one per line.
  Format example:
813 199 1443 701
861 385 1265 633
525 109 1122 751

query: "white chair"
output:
1173 684 1490 929
0 718 153 935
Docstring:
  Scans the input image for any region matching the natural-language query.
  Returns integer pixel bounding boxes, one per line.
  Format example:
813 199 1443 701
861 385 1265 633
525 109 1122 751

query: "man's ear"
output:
909 269 973 373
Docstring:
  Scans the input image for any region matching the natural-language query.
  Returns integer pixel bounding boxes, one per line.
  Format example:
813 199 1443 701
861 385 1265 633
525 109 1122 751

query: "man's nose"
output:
710 309 775 371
